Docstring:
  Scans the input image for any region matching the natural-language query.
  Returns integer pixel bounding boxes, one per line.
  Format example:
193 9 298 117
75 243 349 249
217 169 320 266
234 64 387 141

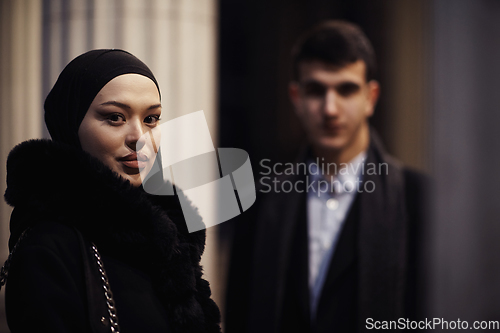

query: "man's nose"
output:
126 120 146 151
324 90 339 116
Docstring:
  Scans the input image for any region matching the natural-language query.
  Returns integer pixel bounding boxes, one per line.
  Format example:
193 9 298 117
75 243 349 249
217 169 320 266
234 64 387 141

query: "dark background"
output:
218 0 393 174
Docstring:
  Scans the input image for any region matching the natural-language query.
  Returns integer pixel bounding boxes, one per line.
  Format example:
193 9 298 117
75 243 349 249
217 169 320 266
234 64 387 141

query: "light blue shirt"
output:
307 151 366 318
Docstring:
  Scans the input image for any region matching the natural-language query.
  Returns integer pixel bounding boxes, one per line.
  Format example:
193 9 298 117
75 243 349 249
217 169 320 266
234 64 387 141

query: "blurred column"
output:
0 0 43 331
43 0 218 130
384 0 430 171
0 0 43 249
426 0 500 325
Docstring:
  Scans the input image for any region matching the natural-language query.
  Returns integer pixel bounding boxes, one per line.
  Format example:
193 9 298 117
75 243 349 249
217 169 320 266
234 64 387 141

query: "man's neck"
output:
312 128 370 178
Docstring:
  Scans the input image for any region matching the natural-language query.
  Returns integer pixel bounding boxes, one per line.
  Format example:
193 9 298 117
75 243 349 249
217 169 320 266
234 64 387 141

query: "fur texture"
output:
4 139 221 333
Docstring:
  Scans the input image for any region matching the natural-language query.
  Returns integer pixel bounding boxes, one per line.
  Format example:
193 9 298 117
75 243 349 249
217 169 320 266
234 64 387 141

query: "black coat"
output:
225 132 428 333
4 139 221 333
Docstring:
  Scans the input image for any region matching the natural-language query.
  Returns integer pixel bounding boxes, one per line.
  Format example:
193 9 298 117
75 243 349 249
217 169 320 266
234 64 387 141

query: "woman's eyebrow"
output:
148 104 162 110
100 101 131 109
99 101 162 110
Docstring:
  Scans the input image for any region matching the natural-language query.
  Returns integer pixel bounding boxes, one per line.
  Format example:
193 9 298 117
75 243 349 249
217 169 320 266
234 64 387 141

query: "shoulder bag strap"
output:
0 227 121 333
74 228 121 333
0 228 30 290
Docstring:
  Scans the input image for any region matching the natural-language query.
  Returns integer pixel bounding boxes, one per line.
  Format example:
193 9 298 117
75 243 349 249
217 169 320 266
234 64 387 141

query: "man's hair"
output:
291 20 377 82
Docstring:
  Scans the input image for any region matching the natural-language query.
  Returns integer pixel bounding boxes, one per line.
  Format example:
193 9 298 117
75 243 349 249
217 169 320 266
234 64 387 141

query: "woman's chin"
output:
116 162 155 187
128 176 144 187
116 172 143 187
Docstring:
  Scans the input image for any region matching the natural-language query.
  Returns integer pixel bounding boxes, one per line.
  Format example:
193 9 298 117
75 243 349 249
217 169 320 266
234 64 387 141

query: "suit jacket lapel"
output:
357 132 408 331
289 193 311 321
318 194 359 307
249 172 308 333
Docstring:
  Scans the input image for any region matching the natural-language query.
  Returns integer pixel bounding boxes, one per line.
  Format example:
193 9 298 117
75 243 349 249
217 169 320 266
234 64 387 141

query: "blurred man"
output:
225 20 425 333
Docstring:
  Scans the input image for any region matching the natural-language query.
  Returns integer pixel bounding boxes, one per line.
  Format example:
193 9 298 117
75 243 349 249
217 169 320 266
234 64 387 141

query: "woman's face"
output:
78 73 161 187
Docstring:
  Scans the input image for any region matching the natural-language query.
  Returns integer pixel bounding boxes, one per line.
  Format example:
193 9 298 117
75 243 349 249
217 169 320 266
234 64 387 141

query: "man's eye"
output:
145 115 161 124
337 83 360 96
303 83 326 97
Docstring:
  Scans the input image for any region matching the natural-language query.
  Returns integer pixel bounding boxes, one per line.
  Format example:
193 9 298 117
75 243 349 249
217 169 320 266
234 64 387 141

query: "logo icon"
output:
139 110 256 232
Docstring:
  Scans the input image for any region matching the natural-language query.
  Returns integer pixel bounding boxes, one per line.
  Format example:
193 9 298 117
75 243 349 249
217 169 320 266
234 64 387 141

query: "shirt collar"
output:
307 151 366 194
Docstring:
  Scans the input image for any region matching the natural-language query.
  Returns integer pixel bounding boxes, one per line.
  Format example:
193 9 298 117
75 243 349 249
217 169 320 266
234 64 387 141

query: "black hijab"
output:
44 49 160 148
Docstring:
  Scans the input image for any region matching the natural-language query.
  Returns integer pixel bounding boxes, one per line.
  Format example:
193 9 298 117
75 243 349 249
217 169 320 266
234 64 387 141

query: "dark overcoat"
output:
4 139 221 333
225 131 427 333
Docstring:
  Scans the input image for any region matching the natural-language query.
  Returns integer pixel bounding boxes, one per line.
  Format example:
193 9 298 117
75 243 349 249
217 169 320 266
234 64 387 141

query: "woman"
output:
3 49 221 332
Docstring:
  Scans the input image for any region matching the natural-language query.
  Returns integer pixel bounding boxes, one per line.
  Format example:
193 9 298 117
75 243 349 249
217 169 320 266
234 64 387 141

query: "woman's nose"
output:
126 120 146 151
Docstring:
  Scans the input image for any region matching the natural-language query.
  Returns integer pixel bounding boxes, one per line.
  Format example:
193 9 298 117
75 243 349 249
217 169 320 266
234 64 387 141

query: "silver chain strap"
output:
0 229 30 289
91 243 121 333
0 230 120 333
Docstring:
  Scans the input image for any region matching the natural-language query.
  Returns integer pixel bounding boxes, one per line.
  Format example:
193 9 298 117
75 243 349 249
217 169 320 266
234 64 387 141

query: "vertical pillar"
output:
384 0 430 171
427 0 500 322
0 0 42 330
0 0 43 268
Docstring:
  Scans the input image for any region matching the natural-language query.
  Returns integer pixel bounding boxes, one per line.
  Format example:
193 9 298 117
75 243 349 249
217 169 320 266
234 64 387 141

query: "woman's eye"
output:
106 114 125 124
144 115 161 125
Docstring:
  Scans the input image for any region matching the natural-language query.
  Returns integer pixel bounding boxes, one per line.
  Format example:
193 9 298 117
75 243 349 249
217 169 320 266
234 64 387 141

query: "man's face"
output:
290 60 379 160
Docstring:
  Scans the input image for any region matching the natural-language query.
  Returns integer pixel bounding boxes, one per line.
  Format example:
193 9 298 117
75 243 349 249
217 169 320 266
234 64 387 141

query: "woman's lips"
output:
121 160 147 169
119 152 149 169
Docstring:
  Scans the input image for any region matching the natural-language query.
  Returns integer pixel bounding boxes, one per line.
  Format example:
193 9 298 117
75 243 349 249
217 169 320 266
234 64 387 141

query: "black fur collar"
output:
4 139 221 333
